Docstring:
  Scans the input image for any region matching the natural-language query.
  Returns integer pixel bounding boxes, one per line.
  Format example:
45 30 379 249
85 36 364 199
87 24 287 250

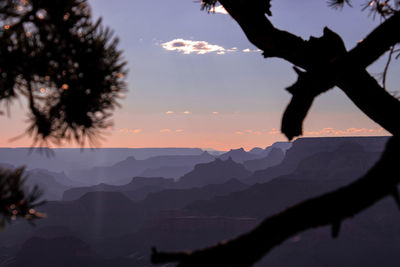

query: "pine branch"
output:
0 167 45 227
0 0 127 147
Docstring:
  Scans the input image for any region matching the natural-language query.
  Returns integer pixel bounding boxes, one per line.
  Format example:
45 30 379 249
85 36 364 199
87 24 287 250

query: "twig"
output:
382 46 395 90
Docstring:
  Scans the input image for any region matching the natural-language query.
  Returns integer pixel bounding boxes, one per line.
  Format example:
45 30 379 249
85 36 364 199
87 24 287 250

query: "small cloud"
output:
242 48 262 53
161 39 232 55
212 5 229 15
166 111 174 114
303 127 385 136
235 131 244 135
212 111 219 115
160 129 172 133
175 129 184 133
268 128 280 135
183 110 191 114
237 129 265 135
119 128 142 134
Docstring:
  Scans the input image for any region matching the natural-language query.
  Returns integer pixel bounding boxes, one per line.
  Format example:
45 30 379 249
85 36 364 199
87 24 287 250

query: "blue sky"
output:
0 0 395 150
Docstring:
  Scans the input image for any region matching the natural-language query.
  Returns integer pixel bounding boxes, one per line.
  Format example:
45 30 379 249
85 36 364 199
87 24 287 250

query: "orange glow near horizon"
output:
0 105 391 151
0 126 390 151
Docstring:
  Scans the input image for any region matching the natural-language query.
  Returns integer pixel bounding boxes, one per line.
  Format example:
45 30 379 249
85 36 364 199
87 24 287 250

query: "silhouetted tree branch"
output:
152 0 400 266
0 0 126 225
153 136 400 266
0 0 127 147
0 167 45 228
215 0 400 139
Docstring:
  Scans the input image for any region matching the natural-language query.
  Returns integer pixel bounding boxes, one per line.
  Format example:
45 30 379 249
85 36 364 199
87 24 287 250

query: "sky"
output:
0 0 396 150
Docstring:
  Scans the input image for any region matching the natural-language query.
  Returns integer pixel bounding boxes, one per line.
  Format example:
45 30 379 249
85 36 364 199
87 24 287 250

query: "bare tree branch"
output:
152 136 400 266
217 1 400 139
151 2 400 266
382 46 395 90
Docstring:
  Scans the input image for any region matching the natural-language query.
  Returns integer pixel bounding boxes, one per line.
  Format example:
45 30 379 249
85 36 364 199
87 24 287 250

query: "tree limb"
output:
218 1 400 138
151 2 400 266
152 136 399 266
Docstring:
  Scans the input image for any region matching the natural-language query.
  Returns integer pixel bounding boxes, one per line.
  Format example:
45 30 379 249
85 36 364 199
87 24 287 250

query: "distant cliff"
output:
248 136 389 183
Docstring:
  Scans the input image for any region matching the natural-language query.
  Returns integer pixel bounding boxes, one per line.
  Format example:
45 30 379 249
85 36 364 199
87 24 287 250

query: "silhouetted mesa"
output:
178 157 252 188
248 136 388 184
63 176 175 201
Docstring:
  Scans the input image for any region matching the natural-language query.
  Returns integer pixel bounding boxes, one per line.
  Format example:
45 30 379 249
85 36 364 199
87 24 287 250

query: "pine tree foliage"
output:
0 167 44 227
0 0 127 147
0 0 126 225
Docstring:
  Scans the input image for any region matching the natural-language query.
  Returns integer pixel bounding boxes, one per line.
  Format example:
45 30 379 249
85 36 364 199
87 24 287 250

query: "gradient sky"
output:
0 0 395 150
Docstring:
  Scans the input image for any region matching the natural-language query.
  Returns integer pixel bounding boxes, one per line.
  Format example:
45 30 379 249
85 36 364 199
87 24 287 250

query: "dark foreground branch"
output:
0 167 45 227
152 136 400 266
217 0 400 139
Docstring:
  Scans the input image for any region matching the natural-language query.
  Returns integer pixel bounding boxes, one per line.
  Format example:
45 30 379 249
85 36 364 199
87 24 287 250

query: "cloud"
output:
161 39 261 55
160 129 172 133
236 129 267 135
119 128 142 134
212 5 229 15
161 39 231 55
267 127 386 136
268 128 280 135
175 129 184 133
165 111 174 114
183 110 191 114
304 127 385 136
212 111 219 115
243 48 262 53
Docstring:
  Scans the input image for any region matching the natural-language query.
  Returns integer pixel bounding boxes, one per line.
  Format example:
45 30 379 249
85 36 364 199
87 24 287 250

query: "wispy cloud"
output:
267 127 386 136
268 128 280 135
160 129 184 133
165 111 174 114
304 127 385 136
212 5 228 15
161 39 228 55
161 39 239 55
237 129 266 135
243 48 262 53
183 110 191 114
161 38 261 55
212 111 219 115
119 128 142 134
